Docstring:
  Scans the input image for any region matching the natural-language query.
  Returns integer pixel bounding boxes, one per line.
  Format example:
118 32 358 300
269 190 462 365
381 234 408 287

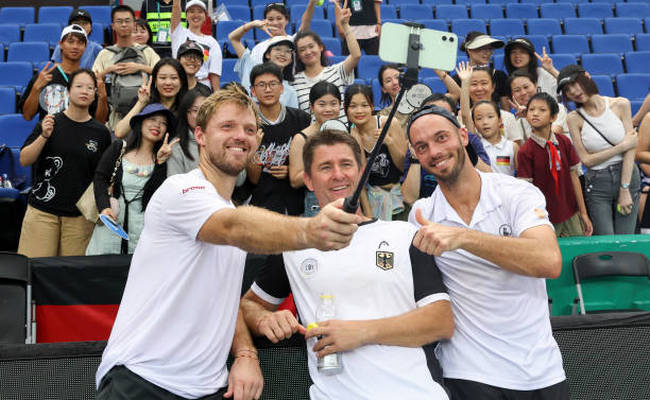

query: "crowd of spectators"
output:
7 0 650 259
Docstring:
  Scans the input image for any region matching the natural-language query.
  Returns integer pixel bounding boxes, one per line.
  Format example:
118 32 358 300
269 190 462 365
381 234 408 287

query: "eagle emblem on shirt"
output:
376 241 394 271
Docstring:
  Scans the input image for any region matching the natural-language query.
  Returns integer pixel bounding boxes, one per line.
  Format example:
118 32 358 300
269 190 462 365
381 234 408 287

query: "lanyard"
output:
57 65 69 83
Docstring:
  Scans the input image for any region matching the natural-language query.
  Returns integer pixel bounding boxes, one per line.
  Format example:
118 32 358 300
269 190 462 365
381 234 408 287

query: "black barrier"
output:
1 313 650 400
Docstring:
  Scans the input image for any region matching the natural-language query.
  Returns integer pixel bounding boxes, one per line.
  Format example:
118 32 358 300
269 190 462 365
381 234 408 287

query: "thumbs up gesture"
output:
413 208 466 256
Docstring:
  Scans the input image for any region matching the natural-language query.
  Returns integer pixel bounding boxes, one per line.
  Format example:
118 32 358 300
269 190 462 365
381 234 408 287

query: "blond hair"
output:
196 84 259 131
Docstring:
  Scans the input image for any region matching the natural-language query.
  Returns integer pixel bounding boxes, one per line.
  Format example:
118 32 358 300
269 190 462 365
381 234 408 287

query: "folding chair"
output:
590 75 615 97
572 251 650 315
357 55 382 81
216 20 252 42
505 4 538 20
0 252 32 343
381 5 398 20
604 17 643 35
435 5 468 22
0 23 21 45
23 23 62 48
320 37 342 56
290 4 324 24
550 53 577 71
615 2 649 19
37 6 73 25
415 19 448 32
0 88 16 115
0 114 39 148
539 3 576 20
81 6 112 26
221 58 240 85
309 19 333 38
552 35 590 54
527 19 562 39
470 4 503 21
616 73 650 100
582 54 623 77
637 33 650 52
591 33 633 55
522 35 550 54
227 5 252 22
451 19 487 38
564 17 603 35
401 5 434 21
489 19 525 37
0 7 35 27
578 3 614 19
0 62 34 94
625 51 650 74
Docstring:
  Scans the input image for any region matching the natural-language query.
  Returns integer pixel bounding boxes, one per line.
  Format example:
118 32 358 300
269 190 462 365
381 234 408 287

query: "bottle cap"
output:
307 322 319 331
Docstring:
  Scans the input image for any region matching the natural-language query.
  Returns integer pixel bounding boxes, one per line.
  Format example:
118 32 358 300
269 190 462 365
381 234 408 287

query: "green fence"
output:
549 234 650 316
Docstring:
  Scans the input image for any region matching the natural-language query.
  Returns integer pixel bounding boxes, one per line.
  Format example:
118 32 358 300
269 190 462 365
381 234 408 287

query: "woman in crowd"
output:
637 112 650 233
292 0 360 121
504 38 558 97
167 89 206 176
18 69 111 257
345 84 407 220
115 57 188 139
133 18 153 46
289 81 342 217
561 65 640 235
229 24 298 107
86 103 176 255
456 62 524 145
176 40 212 94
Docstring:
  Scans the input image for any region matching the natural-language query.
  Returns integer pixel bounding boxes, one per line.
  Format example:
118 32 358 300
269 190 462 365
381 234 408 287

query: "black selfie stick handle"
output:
343 25 423 214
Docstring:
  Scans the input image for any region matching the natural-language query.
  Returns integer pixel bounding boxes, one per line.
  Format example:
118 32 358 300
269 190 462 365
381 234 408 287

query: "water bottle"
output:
313 294 343 375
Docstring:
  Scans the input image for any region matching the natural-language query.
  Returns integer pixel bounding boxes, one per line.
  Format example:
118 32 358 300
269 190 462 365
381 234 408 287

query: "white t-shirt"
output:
96 169 246 398
409 171 566 391
252 220 450 400
537 67 558 98
171 25 222 87
481 135 516 176
292 62 354 122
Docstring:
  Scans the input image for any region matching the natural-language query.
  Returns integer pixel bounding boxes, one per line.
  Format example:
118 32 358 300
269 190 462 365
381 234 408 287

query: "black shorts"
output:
445 378 569 400
97 365 227 400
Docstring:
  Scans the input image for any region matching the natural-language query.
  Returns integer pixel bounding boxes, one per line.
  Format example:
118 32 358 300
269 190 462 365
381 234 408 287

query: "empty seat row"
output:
0 23 105 46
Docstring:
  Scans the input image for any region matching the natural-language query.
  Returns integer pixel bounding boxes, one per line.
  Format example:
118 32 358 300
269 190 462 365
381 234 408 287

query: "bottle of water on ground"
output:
313 293 343 376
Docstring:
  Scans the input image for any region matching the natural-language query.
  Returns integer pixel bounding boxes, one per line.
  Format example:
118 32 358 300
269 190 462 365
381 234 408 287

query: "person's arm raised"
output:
197 198 362 253
297 0 318 33
337 1 361 75
171 0 181 32
229 21 270 59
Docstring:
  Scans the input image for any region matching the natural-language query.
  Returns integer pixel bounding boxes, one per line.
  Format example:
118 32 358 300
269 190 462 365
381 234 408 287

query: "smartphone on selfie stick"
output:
342 22 458 214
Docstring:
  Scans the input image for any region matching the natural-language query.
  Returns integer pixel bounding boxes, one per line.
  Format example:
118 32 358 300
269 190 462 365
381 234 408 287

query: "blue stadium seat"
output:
391 0 421 4
491 35 507 54
370 78 383 108
486 0 509 5
492 53 504 70
353 78 367 86
421 0 453 4
591 34 633 54
307 19 333 38
251 0 272 7
0 43 4 62
415 19 448 31
0 114 39 148
539 3 576 20
38 6 74 25
581 53 623 76
556 0 587 3
470 4 503 21
435 5 468 21
625 51 650 74
382 18 405 26
456 0 487 4
590 75 615 97
23 24 62 48
217 39 242 59
0 24 21 45
522 35 550 54
578 3 613 19
489 19 525 37
423 77 447 94
564 18 603 35
401 5 434 20
357 55 382 81
381 5 398 20
527 19 562 39
0 7 34 27
637 33 650 51
615 3 650 19
552 35 590 54
520 0 545 4
616 73 650 100
216 20 253 41
590 0 618 4
631 101 642 116
452 19 486 37
329 55 346 65
0 62 33 93
221 59 240 84
320 37 341 56
505 4 538 20
7 42 50 66
291 5 325 24
551 53 578 71
81 6 111 26
227 5 251 22
253 5 266 21
225 0 250 6
89 23 104 44
604 18 644 35
0 88 16 115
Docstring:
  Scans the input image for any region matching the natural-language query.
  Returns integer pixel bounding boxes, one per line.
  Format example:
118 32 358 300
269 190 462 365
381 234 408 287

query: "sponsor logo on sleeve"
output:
181 185 206 194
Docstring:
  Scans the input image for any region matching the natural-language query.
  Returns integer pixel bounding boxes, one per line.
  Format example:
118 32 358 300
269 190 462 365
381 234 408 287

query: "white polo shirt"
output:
96 169 246 398
409 171 565 391
252 220 450 400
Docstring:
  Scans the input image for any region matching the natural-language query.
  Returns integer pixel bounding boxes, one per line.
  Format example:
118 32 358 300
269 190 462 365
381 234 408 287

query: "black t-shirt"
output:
348 0 378 27
19 66 98 121
366 144 402 186
22 112 112 216
250 106 311 216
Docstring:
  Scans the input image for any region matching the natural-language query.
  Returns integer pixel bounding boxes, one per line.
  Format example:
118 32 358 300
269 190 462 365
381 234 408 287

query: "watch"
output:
621 183 630 190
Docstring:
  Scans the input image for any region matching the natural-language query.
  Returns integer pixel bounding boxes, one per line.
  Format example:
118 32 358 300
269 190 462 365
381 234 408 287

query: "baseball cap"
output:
130 103 175 130
178 40 205 59
60 24 88 42
556 64 586 94
263 35 294 57
505 37 535 54
185 0 207 11
68 9 92 25
462 34 504 51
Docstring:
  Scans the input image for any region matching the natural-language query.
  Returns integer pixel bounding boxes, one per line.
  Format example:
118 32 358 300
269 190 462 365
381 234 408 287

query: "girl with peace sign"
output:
86 103 177 255
504 38 558 98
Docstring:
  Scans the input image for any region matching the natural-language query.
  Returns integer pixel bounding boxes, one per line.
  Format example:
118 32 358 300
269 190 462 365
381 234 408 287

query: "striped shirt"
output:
291 62 354 122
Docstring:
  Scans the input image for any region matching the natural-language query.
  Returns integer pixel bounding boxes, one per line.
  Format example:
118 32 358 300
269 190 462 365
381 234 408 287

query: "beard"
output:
208 151 250 177
427 143 466 187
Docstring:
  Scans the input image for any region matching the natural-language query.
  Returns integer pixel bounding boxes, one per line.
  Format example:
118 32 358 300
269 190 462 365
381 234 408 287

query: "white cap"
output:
185 0 207 11
60 24 87 41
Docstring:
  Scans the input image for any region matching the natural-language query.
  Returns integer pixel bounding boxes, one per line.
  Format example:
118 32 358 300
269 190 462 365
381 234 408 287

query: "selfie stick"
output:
342 22 423 214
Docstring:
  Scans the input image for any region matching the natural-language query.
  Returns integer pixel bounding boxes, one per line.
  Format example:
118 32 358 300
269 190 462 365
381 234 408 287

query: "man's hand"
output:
413 208 467 256
305 198 361 251
257 310 306 343
113 62 142 75
305 319 367 357
34 62 57 91
224 357 264 400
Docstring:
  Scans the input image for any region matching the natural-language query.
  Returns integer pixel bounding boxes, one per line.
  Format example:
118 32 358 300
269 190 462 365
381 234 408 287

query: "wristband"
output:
621 183 630 190
409 157 420 164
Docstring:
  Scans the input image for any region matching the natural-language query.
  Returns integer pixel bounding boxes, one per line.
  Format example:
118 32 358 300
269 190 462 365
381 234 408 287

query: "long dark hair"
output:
378 64 401 107
344 84 374 113
294 31 328 73
135 18 153 46
127 113 173 210
504 39 539 84
150 58 189 113
174 89 206 161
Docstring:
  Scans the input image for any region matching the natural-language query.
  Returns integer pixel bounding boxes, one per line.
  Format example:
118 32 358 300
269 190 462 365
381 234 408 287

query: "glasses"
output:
254 81 282 90
114 18 133 25
270 46 292 55
182 53 203 63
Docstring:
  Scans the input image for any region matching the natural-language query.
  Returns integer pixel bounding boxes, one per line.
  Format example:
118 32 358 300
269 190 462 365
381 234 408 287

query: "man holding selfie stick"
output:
407 104 568 399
